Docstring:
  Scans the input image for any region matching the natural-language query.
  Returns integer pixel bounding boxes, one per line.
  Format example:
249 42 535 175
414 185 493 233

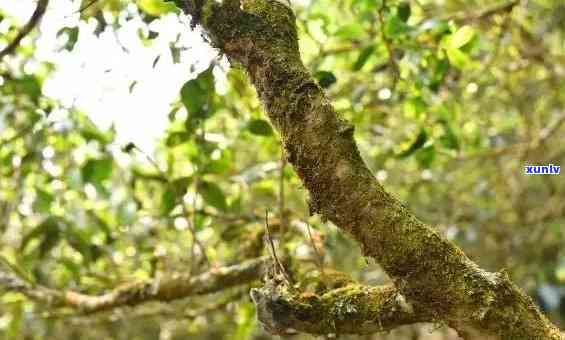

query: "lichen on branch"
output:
250 278 430 336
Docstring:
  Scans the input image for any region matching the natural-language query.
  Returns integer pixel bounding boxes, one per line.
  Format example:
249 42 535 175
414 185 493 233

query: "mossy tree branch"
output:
178 0 563 338
0 256 267 314
250 280 431 336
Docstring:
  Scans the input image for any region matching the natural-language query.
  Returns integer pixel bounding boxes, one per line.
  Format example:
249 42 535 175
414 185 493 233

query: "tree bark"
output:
251 280 432 335
177 0 563 338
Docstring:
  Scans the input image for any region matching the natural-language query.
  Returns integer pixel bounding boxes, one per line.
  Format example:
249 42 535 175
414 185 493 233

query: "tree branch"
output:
0 256 267 314
450 0 519 24
179 1 563 338
0 0 49 60
250 281 431 335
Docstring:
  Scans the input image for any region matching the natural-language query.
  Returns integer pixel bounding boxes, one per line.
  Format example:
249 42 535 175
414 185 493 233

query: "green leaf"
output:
13 76 42 103
415 145 436 168
352 0 381 13
80 119 114 144
33 188 54 213
247 119 273 136
59 258 82 281
172 176 192 191
432 57 449 80
404 97 427 118
57 27 79 51
161 188 177 215
397 129 428 158
170 44 181 64
448 25 475 49
314 71 337 88
446 47 473 70
385 14 410 38
335 23 365 39
138 0 179 16
180 65 215 119
397 2 411 22
439 121 460 150
353 45 375 71
204 153 232 174
166 131 191 147
199 181 227 211
82 158 113 184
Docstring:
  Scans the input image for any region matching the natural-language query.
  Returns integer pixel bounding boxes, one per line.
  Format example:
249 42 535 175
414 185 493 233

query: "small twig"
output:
0 0 49 60
128 145 209 270
452 0 519 24
264 210 292 284
188 120 209 271
183 202 210 270
42 290 244 324
131 144 163 174
376 0 400 89
305 219 324 276
538 112 565 144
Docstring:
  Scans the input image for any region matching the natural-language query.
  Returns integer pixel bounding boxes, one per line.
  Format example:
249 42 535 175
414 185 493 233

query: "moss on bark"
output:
181 1 563 338
251 280 428 335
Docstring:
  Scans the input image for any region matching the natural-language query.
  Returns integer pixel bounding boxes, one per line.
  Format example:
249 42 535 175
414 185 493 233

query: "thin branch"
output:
264 210 292 284
42 291 244 324
377 0 400 89
538 112 565 144
182 201 210 270
305 217 324 276
129 145 209 269
431 0 519 24
456 0 519 24
0 256 267 314
0 0 50 60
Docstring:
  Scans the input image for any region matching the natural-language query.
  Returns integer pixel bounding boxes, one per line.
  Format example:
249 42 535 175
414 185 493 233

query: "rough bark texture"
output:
178 0 563 338
0 256 267 313
250 280 431 335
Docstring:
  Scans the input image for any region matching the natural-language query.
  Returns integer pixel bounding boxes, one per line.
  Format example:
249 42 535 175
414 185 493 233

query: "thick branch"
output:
181 1 563 339
0 0 49 60
250 281 430 335
0 256 267 314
